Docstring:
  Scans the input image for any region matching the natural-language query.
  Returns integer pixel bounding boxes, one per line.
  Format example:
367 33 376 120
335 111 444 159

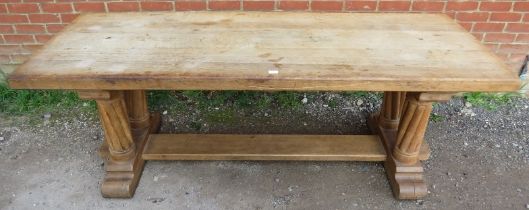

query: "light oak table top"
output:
9 12 520 92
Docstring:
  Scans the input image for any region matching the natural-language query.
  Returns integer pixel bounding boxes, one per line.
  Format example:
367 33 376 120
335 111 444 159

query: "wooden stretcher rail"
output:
142 134 430 161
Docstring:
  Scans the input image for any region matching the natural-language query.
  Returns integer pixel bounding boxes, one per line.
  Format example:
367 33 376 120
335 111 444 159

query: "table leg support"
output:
78 90 160 198
379 91 407 131
124 90 151 131
369 92 452 199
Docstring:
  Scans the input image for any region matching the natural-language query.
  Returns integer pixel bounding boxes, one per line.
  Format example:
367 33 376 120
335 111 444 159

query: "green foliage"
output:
255 93 273 109
206 109 236 124
234 92 275 109
430 113 444 122
182 90 235 109
189 121 202 131
1 87 378 117
233 91 256 108
0 88 314 116
342 91 370 98
0 71 6 86
148 90 174 104
463 92 517 111
180 90 304 110
182 90 208 108
328 98 338 108
275 92 302 109
147 90 185 112
0 84 95 115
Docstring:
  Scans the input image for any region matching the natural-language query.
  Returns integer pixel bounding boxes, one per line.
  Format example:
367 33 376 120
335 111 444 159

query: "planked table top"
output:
9 12 520 92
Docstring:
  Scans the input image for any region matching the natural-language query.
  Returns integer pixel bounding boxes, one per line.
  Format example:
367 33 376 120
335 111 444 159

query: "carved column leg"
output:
379 91 407 130
123 90 160 159
394 96 432 165
369 92 452 199
373 92 407 154
94 91 140 197
124 90 150 131
96 91 136 162
384 93 433 199
78 90 160 198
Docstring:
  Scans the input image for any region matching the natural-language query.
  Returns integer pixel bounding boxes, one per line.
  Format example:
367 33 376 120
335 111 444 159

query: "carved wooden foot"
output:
385 154 427 199
369 113 427 199
369 92 452 199
79 90 160 198
100 113 160 198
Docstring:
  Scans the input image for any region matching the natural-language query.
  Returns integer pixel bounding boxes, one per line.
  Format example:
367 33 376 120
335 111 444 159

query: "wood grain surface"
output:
9 12 520 91
142 134 388 161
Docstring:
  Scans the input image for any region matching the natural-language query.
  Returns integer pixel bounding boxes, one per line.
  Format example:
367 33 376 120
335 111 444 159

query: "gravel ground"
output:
0 94 528 210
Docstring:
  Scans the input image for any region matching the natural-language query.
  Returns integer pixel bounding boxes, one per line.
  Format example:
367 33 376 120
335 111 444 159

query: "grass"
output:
342 91 371 98
430 113 445 122
205 109 236 124
328 98 338 108
463 92 518 111
3 83 517 118
189 121 202 131
0 87 307 116
0 84 96 115
180 90 304 110
181 90 270 109
147 90 185 112
255 93 273 109
276 92 302 109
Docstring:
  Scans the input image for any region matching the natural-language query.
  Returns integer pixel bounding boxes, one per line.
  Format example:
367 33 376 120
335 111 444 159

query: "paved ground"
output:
1 94 529 210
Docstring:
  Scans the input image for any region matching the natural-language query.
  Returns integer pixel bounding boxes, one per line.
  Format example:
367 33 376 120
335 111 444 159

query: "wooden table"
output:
8 12 520 200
